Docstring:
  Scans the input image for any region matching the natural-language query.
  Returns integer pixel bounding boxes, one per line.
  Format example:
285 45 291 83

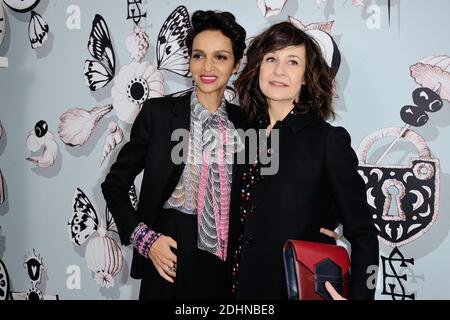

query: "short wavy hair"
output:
185 10 246 65
235 22 334 123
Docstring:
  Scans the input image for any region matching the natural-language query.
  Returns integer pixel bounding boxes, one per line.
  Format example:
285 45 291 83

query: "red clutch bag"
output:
283 240 350 300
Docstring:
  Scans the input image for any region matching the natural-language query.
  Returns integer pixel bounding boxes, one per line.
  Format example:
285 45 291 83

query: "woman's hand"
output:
325 281 347 300
148 235 178 283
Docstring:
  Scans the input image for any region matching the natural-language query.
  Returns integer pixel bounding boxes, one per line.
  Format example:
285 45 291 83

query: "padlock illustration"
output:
357 127 440 247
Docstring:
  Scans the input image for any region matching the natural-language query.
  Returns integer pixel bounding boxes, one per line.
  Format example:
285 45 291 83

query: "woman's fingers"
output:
159 255 175 268
151 236 177 263
149 250 164 267
165 264 177 278
155 264 174 283
325 281 346 300
150 254 175 283
168 236 178 249
156 256 176 278
163 236 178 263
157 254 177 272
148 235 178 282
164 249 177 264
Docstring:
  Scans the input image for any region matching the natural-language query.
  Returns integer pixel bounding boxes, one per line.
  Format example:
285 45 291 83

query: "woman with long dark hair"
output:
230 21 379 300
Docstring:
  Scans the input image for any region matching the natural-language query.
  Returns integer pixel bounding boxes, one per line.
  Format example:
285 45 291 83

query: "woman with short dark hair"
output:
102 10 246 299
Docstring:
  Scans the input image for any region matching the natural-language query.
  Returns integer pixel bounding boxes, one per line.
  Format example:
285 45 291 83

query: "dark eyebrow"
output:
192 49 232 55
215 50 232 54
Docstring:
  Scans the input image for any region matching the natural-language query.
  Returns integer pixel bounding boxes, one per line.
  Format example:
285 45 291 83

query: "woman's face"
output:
259 45 307 107
190 30 239 99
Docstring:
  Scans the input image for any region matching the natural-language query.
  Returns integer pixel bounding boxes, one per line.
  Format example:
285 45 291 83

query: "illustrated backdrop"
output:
0 0 449 300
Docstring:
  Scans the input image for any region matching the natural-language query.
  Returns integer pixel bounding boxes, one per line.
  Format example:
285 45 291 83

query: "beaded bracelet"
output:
130 222 162 258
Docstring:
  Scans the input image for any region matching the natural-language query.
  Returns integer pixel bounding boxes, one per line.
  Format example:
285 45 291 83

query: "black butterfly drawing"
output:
68 186 137 246
84 14 116 91
2 1 49 50
156 5 191 77
68 188 101 246
28 10 48 49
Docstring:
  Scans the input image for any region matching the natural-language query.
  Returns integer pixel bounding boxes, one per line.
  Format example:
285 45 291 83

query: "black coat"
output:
227 112 379 300
101 93 244 279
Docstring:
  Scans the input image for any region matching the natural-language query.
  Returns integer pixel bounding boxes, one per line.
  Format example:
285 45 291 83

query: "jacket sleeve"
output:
324 126 379 300
101 104 152 246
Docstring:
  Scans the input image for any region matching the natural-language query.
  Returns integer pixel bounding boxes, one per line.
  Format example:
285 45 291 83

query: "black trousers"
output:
139 209 231 300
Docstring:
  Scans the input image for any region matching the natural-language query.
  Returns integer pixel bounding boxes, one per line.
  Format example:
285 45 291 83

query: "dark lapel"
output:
225 101 247 130
225 102 247 257
168 93 191 187
171 92 191 132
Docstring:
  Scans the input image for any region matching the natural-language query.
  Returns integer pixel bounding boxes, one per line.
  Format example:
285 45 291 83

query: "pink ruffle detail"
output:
216 117 230 261
197 152 210 234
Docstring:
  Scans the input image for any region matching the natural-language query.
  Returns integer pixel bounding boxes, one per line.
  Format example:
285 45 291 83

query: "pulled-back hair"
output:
185 10 246 65
235 22 334 123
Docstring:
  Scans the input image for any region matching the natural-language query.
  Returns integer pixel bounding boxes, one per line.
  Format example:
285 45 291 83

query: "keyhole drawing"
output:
387 186 400 217
382 179 406 221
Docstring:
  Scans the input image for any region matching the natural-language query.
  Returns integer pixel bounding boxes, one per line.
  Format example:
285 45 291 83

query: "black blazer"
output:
101 93 244 279
227 112 379 300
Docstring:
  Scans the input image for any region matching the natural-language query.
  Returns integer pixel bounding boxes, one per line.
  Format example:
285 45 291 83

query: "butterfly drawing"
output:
84 14 116 91
67 187 138 288
28 10 48 49
156 5 191 77
68 188 102 246
2 1 49 49
68 186 138 246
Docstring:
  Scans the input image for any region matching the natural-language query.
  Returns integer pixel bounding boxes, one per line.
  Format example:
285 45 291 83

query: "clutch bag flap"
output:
283 239 350 300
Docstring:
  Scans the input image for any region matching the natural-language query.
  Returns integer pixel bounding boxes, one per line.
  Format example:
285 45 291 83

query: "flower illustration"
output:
111 62 164 124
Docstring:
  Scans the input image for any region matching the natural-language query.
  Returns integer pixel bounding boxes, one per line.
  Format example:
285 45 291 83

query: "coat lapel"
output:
171 93 191 132
168 93 191 189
